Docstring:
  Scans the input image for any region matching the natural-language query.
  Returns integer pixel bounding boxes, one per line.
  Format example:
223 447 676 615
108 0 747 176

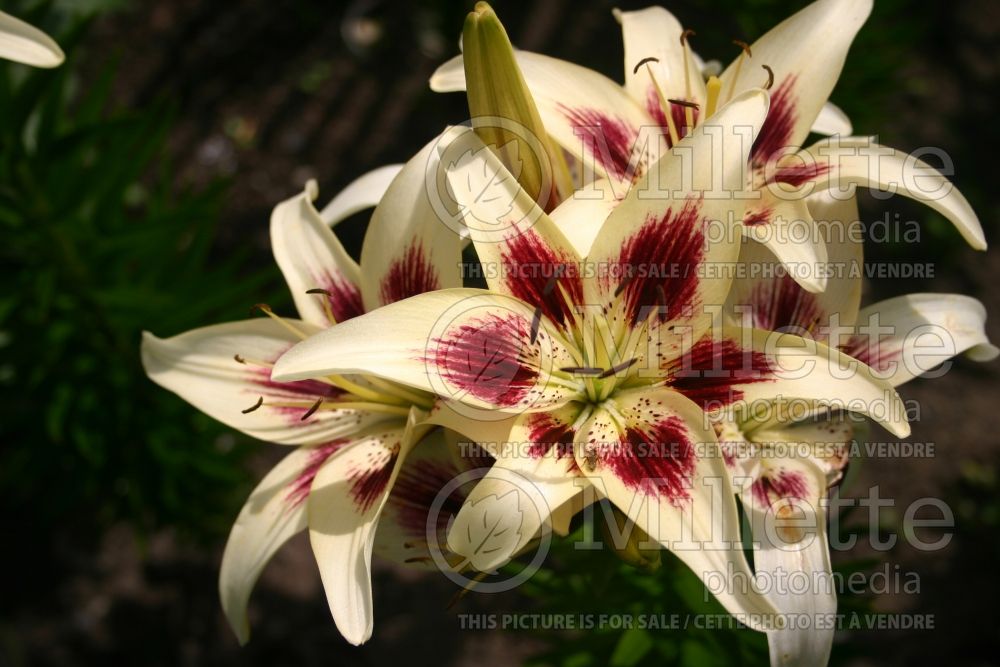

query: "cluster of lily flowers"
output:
7 0 969 665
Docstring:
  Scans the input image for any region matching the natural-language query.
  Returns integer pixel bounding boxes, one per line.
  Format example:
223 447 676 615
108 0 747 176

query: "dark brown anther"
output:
234 354 246 364
632 56 660 75
761 65 774 90
613 271 635 297
300 397 323 421
668 98 700 109
680 29 696 46
733 40 752 57
559 366 606 377
542 275 559 296
655 284 668 307
529 306 543 344
305 288 332 296
250 303 272 316
598 358 639 379
242 396 264 414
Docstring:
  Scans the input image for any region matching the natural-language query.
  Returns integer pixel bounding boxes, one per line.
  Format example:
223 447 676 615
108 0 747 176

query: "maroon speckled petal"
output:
747 274 824 336
378 241 441 306
431 312 538 408
750 467 809 507
500 229 583 329
609 200 705 326
751 76 798 166
558 104 641 182
665 338 775 410
598 415 697 505
314 271 365 324
286 440 349 508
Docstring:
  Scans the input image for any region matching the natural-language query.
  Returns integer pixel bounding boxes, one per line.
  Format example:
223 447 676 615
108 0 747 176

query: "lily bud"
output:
461 2 571 209
602 507 662 573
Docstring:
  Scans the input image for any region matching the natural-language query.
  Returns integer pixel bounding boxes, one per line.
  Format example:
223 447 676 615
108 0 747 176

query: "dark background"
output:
1 0 998 665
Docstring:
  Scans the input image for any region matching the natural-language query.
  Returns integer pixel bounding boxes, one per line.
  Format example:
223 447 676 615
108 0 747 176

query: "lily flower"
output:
429 0 985 293
719 189 997 666
272 91 911 631
0 10 63 67
142 137 465 645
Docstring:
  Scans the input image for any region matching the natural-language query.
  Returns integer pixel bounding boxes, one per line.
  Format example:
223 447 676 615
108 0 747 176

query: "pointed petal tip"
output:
797 272 829 294
0 11 64 68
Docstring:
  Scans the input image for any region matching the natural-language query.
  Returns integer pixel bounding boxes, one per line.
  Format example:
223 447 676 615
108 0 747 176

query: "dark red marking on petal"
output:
348 445 399 512
719 441 738 469
768 162 830 187
665 338 775 409
389 458 467 540
746 274 824 336
743 206 773 226
751 468 808 507
251 353 344 421
604 416 697 503
315 272 365 323
286 440 349 508
431 313 538 407
379 240 441 305
841 335 899 373
526 413 578 469
645 88 700 147
501 229 583 329
751 75 798 165
558 104 640 182
609 200 705 326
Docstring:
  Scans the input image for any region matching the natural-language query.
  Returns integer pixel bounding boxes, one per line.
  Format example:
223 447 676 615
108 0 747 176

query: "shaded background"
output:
1 0 998 665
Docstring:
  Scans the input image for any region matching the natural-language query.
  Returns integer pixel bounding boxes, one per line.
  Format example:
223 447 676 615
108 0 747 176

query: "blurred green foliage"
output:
0 9 270 540
520 513 768 667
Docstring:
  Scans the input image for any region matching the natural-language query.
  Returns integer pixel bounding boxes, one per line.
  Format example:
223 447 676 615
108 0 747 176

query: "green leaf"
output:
609 628 654 667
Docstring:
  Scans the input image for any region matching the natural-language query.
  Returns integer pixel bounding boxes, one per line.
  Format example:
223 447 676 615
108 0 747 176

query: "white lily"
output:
0 10 63 67
142 136 465 645
430 0 985 293
720 190 997 666
273 92 913 632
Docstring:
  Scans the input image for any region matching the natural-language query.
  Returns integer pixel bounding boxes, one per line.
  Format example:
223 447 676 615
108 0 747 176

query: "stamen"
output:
655 284 668 308
306 287 336 324
705 75 722 117
241 396 264 414
679 29 697 127
559 366 605 377
613 271 635 298
632 56 660 75
726 40 753 103
668 98 699 109
761 64 774 90
234 354 246 364
542 275 559 296
447 571 490 608
326 375 404 406
365 376 434 410
635 56 680 146
251 303 309 340
310 400 413 417
598 358 638 379
530 306 543 345
300 397 323 421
